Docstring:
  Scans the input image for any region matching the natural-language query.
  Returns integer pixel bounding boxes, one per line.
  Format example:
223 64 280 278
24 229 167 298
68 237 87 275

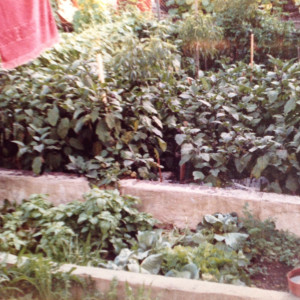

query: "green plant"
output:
1 193 300 290
212 0 300 61
177 13 223 74
73 0 111 32
0 19 179 184
125 283 160 300
111 34 180 85
242 204 300 267
0 190 156 262
172 58 300 193
1 4 300 191
161 243 249 284
101 222 250 285
0 255 83 300
253 13 300 60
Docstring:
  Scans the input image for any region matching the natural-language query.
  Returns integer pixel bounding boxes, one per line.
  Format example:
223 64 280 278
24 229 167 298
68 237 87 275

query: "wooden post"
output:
194 45 200 78
194 0 199 78
155 0 161 20
194 0 198 13
97 54 107 103
250 33 254 68
179 164 186 183
97 54 105 83
250 33 254 82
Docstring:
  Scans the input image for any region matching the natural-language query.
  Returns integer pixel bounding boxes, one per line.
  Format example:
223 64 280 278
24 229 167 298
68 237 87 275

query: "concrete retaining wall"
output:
0 253 297 300
119 179 300 237
0 170 299 236
60 264 297 300
0 169 90 205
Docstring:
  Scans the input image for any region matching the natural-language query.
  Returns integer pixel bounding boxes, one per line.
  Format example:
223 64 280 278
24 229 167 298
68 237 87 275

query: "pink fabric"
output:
0 0 59 69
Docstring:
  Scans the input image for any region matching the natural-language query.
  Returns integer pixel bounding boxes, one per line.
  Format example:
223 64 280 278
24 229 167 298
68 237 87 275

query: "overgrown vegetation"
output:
0 190 155 263
0 1 300 192
1 2 299 296
0 193 299 291
0 257 158 300
0 256 85 300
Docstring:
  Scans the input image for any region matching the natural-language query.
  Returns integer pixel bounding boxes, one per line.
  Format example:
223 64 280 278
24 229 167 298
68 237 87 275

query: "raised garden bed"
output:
0 253 296 300
1 174 300 299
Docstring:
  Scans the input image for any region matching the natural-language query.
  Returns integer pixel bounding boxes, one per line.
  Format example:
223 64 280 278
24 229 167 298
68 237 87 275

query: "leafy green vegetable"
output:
0 190 156 262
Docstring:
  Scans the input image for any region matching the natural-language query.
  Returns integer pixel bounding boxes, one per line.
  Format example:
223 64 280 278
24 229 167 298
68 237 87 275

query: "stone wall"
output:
0 169 90 205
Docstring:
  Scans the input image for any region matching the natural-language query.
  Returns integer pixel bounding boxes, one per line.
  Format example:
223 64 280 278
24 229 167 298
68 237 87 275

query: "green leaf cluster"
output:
0 6 300 193
0 255 84 300
174 59 300 194
0 189 156 263
0 22 175 184
1 195 300 289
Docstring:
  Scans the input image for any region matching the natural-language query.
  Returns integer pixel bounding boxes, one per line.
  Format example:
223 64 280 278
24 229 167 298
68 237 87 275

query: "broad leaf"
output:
32 156 43 174
137 231 160 251
141 253 163 275
267 91 278 103
193 171 205 180
284 98 296 114
286 174 299 192
251 155 269 178
69 138 84 150
222 233 249 250
96 120 109 143
57 118 70 139
175 134 186 146
114 249 134 267
105 113 116 129
235 154 252 173
181 263 200 279
47 106 59 126
157 138 167 152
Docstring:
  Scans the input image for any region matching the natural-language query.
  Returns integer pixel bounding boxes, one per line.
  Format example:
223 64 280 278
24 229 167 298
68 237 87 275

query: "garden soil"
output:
251 260 293 292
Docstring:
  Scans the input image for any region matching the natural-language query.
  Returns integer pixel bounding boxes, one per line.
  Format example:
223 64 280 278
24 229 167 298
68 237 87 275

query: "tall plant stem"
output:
250 33 254 82
250 33 254 68
194 44 200 78
194 0 199 78
97 54 107 104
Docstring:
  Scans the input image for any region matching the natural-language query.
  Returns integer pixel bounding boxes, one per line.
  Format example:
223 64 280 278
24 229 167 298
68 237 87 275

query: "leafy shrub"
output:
1 6 300 193
177 12 223 73
173 58 300 193
1 49 300 193
165 0 299 64
112 35 180 85
73 0 111 32
253 13 300 61
0 256 156 300
213 0 300 61
0 25 176 184
0 190 156 262
242 205 300 267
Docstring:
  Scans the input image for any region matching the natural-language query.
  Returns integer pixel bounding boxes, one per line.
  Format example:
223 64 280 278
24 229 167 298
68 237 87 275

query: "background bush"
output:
0 4 300 193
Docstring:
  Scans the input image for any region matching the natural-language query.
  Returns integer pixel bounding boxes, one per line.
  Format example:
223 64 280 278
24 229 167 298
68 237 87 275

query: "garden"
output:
0 0 300 298
1 189 300 299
